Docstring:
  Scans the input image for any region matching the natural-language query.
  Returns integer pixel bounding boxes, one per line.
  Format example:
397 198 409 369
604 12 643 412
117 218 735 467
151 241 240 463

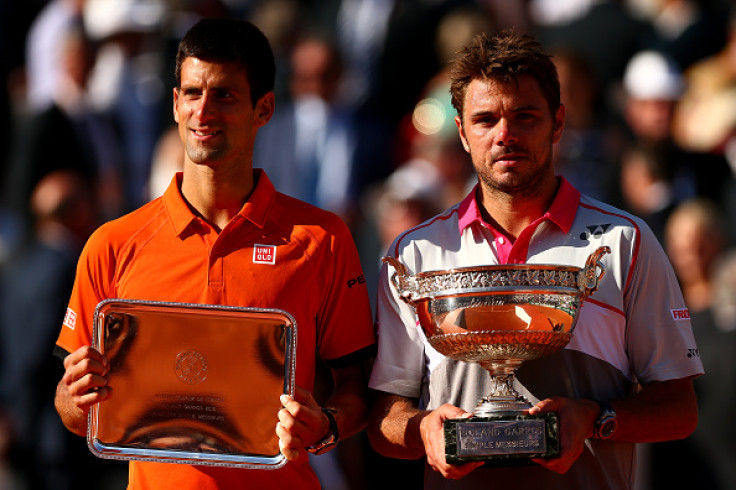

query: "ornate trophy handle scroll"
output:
580 246 611 297
382 256 414 304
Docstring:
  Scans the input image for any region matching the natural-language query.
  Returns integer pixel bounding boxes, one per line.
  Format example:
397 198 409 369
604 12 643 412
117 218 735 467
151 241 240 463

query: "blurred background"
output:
1 0 736 488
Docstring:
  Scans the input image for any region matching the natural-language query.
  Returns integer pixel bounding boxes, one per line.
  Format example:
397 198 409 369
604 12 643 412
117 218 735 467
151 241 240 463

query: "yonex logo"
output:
253 244 276 264
671 308 690 320
580 224 611 241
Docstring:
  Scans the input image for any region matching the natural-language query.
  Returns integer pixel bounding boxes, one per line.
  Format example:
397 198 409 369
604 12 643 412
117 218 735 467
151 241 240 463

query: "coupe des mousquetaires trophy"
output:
383 246 610 464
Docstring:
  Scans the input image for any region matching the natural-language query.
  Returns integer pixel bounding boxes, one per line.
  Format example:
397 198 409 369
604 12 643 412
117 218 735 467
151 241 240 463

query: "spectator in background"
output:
362 161 444 270
671 9 736 156
617 49 731 242
665 198 726 314
4 19 124 240
306 0 438 120
647 198 736 490
254 36 360 225
147 124 184 200
551 48 620 202
0 170 127 490
388 6 489 212
618 143 677 243
627 0 730 70
24 0 87 113
621 50 685 148
82 0 168 211
248 0 303 103
533 0 653 100
671 10 736 245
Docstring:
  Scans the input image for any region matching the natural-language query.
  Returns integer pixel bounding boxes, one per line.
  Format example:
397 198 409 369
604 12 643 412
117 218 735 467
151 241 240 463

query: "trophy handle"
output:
382 256 415 304
580 246 611 297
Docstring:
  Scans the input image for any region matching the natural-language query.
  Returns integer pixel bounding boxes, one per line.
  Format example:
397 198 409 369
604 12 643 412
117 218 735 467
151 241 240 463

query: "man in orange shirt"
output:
53 18 375 489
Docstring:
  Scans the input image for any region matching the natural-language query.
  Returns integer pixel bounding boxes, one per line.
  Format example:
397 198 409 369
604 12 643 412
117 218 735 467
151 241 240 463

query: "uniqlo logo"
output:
253 244 276 264
63 308 77 330
671 308 690 321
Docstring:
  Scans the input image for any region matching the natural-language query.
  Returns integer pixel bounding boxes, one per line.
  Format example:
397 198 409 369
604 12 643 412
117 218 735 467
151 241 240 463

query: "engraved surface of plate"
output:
87 299 296 469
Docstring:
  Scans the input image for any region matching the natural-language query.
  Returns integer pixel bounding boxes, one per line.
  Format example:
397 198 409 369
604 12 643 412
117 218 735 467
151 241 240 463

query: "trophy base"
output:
444 413 559 465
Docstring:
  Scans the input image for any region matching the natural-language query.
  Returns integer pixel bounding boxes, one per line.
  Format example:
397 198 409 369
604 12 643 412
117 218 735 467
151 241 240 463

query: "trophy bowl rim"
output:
409 286 584 300
410 262 584 280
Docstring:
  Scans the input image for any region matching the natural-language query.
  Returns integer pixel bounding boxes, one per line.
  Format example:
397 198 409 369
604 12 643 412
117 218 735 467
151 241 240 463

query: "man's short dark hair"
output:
450 30 561 119
175 18 275 106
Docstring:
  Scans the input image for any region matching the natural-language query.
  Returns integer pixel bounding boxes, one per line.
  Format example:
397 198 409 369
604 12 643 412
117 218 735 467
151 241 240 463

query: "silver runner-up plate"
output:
87 299 296 469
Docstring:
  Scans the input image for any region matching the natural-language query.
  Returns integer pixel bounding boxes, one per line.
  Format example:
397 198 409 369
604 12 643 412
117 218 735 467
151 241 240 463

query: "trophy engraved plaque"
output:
383 246 610 464
88 299 296 469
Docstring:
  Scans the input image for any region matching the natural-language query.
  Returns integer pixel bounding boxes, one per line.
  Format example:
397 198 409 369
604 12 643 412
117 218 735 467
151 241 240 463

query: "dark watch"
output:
307 407 339 455
592 400 617 440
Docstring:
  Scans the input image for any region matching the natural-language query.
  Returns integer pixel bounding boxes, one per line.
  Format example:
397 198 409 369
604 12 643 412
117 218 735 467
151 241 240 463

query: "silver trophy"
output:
88 299 296 469
383 246 609 464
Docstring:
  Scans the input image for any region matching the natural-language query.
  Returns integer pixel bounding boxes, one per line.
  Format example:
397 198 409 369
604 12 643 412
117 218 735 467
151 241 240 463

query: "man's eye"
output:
475 117 497 126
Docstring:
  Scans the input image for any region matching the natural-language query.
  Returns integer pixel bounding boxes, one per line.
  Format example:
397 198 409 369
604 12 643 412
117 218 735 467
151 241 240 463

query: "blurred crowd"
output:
1 0 736 489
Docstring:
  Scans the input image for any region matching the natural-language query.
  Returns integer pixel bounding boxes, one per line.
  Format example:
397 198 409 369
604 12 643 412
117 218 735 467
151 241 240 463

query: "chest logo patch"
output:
253 244 276 265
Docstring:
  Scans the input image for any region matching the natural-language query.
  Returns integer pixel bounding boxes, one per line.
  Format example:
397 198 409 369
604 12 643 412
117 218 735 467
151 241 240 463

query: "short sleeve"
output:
314 217 375 363
55 226 115 355
368 258 427 398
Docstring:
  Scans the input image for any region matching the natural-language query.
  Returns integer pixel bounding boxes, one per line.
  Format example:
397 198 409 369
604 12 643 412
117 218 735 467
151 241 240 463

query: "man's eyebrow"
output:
179 84 242 95
469 104 544 117
468 109 495 118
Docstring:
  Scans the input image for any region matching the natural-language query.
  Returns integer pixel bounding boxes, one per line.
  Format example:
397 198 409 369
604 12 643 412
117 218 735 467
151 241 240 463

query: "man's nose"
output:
496 118 517 146
195 92 216 119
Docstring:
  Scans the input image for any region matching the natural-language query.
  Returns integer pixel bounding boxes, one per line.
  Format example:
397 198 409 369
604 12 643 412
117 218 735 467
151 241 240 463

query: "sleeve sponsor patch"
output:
671 308 690 321
63 308 77 330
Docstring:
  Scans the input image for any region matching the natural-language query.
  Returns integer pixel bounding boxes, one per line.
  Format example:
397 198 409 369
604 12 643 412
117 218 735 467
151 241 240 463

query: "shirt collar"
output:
457 176 580 235
163 169 276 237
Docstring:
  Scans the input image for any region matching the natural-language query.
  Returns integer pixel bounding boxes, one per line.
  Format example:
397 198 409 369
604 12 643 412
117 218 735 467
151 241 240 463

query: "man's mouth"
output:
193 129 221 137
493 153 526 165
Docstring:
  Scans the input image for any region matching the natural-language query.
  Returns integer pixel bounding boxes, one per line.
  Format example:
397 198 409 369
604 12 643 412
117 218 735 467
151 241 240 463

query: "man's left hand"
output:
276 386 331 462
529 397 599 474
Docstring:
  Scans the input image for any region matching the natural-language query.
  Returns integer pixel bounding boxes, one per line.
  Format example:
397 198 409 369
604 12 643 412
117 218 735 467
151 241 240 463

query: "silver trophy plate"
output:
87 299 296 469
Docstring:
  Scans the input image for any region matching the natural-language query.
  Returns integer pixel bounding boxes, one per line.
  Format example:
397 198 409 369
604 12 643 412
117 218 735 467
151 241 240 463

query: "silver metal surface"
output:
384 246 610 416
88 299 296 469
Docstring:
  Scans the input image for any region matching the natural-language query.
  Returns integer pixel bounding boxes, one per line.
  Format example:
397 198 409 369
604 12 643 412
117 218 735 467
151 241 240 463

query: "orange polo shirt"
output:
56 170 375 489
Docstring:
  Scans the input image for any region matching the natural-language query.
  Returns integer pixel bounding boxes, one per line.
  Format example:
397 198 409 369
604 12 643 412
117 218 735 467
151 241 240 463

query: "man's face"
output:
625 97 675 144
456 75 564 198
173 57 272 168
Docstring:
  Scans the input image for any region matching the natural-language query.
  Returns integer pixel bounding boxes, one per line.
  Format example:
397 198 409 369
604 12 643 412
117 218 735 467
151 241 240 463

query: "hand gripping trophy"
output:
382 246 610 464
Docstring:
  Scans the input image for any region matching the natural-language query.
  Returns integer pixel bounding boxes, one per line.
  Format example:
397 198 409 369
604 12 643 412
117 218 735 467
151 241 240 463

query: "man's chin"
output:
186 148 224 165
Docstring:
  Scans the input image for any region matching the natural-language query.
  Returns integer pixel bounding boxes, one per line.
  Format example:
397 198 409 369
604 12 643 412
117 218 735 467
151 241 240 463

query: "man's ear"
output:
456 115 470 153
552 104 566 144
173 87 180 123
254 92 275 128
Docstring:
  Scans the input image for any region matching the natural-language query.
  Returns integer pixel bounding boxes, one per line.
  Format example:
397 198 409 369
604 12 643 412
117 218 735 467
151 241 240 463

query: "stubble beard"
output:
185 139 227 165
476 151 554 202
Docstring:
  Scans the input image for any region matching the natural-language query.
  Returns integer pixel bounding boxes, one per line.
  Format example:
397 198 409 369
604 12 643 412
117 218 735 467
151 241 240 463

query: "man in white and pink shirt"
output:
367 30 703 490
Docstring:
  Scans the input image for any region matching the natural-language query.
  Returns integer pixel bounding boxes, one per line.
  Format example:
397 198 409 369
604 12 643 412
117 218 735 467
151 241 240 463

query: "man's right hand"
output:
419 404 484 480
55 345 111 435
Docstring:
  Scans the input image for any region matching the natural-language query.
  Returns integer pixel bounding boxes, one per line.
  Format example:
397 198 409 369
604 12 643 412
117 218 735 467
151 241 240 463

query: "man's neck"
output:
477 178 559 241
180 165 256 232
